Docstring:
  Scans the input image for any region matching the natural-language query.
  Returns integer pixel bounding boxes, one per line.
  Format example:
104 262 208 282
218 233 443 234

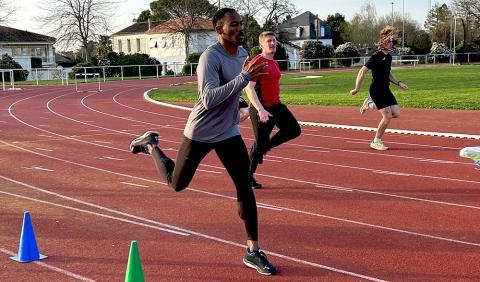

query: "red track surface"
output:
1 78 479 281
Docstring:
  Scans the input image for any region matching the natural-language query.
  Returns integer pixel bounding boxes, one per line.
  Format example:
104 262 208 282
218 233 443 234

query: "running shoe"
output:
360 98 372 114
370 140 389 151
130 131 159 154
243 249 276 275
460 147 480 167
250 176 262 189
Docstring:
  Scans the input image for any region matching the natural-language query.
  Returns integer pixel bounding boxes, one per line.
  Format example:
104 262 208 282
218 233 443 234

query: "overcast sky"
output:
5 0 449 35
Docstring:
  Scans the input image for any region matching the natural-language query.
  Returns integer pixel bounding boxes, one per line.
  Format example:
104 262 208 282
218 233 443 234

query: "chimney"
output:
148 18 151 30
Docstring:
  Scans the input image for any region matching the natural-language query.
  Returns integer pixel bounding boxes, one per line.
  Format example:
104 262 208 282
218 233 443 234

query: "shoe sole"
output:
130 131 159 153
370 144 388 151
243 258 274 275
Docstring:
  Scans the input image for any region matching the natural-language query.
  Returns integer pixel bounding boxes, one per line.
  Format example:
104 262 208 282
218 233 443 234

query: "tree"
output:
96 35 113 59
300 41 334 68
134 0 217 58
347 1 378 48
261 0 297 30
223 0 264 49
424 3 453 45
134 1 170 22
452 0 480 44
327 13 349 48
0 0 13 23
40 0 114 61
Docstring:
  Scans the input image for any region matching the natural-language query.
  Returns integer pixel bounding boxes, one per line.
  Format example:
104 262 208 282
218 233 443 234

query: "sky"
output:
4 0 450 35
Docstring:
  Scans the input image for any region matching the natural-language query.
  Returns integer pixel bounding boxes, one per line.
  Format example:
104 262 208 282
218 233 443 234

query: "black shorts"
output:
369 86 397 109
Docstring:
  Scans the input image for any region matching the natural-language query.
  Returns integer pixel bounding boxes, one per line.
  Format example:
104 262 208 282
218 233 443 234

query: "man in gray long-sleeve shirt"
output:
129 8 277 276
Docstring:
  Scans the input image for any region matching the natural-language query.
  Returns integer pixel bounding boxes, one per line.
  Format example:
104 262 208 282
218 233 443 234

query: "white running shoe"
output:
360 98 372 114
370 140 389 151
459 147 480 166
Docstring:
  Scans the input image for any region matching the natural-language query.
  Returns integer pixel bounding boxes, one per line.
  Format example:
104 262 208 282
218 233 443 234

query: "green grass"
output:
149 65 480 110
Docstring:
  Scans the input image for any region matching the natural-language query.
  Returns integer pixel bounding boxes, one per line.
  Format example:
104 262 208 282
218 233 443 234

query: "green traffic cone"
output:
125 241 145 282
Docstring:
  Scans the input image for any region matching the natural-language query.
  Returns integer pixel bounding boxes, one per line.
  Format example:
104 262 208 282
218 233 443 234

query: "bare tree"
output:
39 0 114 61
348 1 378 48
261 0 297 30
452 0 480 43
0 0 14 24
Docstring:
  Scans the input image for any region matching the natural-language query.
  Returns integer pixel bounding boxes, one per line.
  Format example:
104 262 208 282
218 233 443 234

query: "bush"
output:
300 41 334 68
333 42 360 67
0 54 29 81
181 53 201 75
429 42 451 63
116 53 160 77
456 43 480 63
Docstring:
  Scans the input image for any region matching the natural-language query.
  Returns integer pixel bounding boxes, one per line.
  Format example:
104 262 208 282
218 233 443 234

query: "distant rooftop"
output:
112 21 163 35
0 25 56 43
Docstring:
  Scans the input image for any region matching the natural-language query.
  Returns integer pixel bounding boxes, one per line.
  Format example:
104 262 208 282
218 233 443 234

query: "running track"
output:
1 78 479 281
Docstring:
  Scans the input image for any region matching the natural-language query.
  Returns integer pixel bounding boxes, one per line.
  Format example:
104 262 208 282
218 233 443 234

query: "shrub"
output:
300 41 334 68
0 54 29 81
333 42 360 67
31 57 43 68
429 42 451 63
181 53 201 75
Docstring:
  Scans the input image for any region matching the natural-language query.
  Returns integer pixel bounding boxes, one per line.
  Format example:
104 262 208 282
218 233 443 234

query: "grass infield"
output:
149 65 480 110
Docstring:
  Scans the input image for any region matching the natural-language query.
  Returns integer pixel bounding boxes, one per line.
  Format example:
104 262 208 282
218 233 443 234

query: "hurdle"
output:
1 69 22 91
74 72 102 92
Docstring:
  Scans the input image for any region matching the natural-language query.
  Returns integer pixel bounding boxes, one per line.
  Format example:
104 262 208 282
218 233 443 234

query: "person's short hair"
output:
258 31 276 43
212 8 237 28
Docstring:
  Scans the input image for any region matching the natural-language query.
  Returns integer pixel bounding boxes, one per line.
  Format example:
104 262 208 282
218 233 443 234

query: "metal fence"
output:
1 52 479 87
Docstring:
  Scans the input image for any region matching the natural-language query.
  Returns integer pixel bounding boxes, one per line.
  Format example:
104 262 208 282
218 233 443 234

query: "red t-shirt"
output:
251 54 281 107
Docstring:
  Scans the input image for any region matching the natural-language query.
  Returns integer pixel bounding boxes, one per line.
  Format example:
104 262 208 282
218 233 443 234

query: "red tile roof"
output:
146 18 213 34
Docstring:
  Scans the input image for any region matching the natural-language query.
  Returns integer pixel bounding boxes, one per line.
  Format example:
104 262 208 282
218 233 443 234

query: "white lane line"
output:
38 134 53 138
38 125 50 127
0 176 385 281
0 247 96 282
197 169 222 174
257 205 283 211
152 99 480 140
0 120 7 123
99 156 125 161
372 170 412 177
87 129 101 132
36 148 53 152
346 141 369 144
316 184 353 192
131 124 144 127
267 154 480 185
23 166 55 172
93 140 112 144
262 158 282 163
121 182 149 188
419 158 457 164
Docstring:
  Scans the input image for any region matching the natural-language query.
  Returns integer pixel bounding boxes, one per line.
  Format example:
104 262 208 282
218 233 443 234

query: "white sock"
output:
368 101 375 109
373 137 381 143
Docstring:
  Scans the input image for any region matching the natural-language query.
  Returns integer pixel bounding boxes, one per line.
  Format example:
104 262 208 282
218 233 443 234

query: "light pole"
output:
391 2 394 26
402 0 405 48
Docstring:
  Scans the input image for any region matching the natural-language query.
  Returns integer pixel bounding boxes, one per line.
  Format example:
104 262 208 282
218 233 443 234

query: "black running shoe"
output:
243 249 276 275
250 176 262 189
130 131 159 154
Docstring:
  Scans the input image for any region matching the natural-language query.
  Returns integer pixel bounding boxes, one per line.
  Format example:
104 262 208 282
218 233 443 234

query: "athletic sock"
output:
373 137 381 143
368 101 375 109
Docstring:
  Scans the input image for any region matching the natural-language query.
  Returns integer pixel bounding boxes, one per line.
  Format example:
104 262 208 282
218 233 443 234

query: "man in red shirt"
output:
245 31 301 189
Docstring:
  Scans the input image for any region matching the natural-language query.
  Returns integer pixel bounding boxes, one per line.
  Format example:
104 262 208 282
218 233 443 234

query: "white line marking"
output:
197 169 222 174
23 166 55 172
100 156 124 161
87 129 101 132
0 247 96 282
0 176 385 281
372 170 412 177
262 158 282 163
257 205 283 211
0 190 190 236
316 184 353 192
304 149 331 153
36 148 53 152
37 134 53 138
153 98 480 140
120 182 149 188
93 140 112 144
38 125 50 127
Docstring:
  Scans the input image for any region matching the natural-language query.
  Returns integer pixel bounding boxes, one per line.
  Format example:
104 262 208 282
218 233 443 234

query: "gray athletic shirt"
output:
183 42 252 142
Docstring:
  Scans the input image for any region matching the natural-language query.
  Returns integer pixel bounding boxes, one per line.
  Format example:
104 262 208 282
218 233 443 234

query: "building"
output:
0 25 56 69
111 18 217 72
278 11 332 64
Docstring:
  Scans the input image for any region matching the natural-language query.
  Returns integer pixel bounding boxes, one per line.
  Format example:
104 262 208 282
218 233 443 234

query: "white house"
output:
111 18 217 71
0 25 56 69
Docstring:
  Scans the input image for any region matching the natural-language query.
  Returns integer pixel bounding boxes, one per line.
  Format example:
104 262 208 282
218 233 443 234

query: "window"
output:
127 39 131 52
296 27 303 38
148 39 157 48
136 38 141 52
321 27 325 37
118 40 122 52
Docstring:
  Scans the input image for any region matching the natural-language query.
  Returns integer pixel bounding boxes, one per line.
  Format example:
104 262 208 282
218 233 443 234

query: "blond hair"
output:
377 26 398 50
258 31 276 44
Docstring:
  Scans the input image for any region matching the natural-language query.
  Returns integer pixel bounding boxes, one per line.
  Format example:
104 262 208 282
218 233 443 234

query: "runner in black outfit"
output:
350 26 409 150
129 8 276 275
